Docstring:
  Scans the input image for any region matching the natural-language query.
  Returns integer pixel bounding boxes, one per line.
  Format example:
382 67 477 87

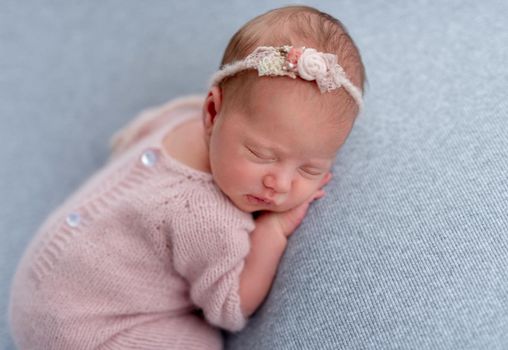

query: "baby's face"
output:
204 77 355 213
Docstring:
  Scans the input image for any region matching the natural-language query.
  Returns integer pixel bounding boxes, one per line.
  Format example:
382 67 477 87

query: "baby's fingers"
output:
311 189 326 201
319 172 333 188
314 190 325 199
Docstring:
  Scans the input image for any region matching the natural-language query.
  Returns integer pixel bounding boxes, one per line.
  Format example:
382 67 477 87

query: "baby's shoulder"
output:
171 181 254 230
162 118 210 174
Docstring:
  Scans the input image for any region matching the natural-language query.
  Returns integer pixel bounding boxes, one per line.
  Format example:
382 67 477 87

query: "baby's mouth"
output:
246 194 274 206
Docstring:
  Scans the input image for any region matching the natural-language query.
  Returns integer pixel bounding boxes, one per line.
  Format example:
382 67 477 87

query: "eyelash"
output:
248 148 276 161
247 147 323 176
301 168 323 176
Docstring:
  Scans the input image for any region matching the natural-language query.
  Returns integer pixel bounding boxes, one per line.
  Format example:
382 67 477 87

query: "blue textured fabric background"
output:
2 1 507 349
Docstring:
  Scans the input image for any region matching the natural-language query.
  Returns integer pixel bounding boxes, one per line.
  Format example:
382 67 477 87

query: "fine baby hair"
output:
213 5 366 117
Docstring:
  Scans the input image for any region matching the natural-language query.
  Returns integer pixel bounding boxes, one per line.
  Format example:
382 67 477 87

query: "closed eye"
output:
301 168 323 176
247 147 276 161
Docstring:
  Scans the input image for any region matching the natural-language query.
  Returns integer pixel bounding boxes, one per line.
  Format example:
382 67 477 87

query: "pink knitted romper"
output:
8 96 255 349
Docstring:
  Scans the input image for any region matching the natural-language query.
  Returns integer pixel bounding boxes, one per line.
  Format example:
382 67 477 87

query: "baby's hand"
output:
256 172 332 239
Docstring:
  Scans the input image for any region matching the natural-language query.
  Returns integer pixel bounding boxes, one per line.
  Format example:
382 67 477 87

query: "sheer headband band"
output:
209 45 363 110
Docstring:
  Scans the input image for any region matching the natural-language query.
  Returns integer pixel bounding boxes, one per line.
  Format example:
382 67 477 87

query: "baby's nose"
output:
263 171 293 194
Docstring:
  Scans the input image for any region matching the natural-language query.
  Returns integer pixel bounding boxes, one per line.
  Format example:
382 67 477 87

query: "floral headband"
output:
209 45 363 110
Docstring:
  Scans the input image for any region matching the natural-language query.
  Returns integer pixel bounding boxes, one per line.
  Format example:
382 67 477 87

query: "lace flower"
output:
297 49 328 81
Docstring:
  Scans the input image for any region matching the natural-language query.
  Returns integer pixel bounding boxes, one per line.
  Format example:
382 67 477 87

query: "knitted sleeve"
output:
169 188 255 332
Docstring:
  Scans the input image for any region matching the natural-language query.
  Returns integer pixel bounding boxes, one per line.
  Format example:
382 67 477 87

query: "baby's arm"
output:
238 213 288 318
239 173 331 317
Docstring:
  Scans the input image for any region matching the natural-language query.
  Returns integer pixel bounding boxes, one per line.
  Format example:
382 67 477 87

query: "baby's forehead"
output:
228 79 353 155
240 76 355 123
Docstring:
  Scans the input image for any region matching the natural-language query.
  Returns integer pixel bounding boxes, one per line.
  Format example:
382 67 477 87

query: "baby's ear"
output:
202 86 223 138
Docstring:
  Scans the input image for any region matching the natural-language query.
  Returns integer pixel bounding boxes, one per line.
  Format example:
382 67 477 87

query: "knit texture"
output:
9 96 255 349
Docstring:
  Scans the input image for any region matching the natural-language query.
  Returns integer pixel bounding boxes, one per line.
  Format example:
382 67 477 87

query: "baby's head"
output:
202 5 366 213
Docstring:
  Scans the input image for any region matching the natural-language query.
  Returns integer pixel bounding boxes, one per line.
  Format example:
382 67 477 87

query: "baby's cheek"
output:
231 159 259 184
294 179 319 203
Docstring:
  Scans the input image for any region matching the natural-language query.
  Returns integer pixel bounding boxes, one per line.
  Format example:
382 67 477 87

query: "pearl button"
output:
66 212 81 228
140 149 158 167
